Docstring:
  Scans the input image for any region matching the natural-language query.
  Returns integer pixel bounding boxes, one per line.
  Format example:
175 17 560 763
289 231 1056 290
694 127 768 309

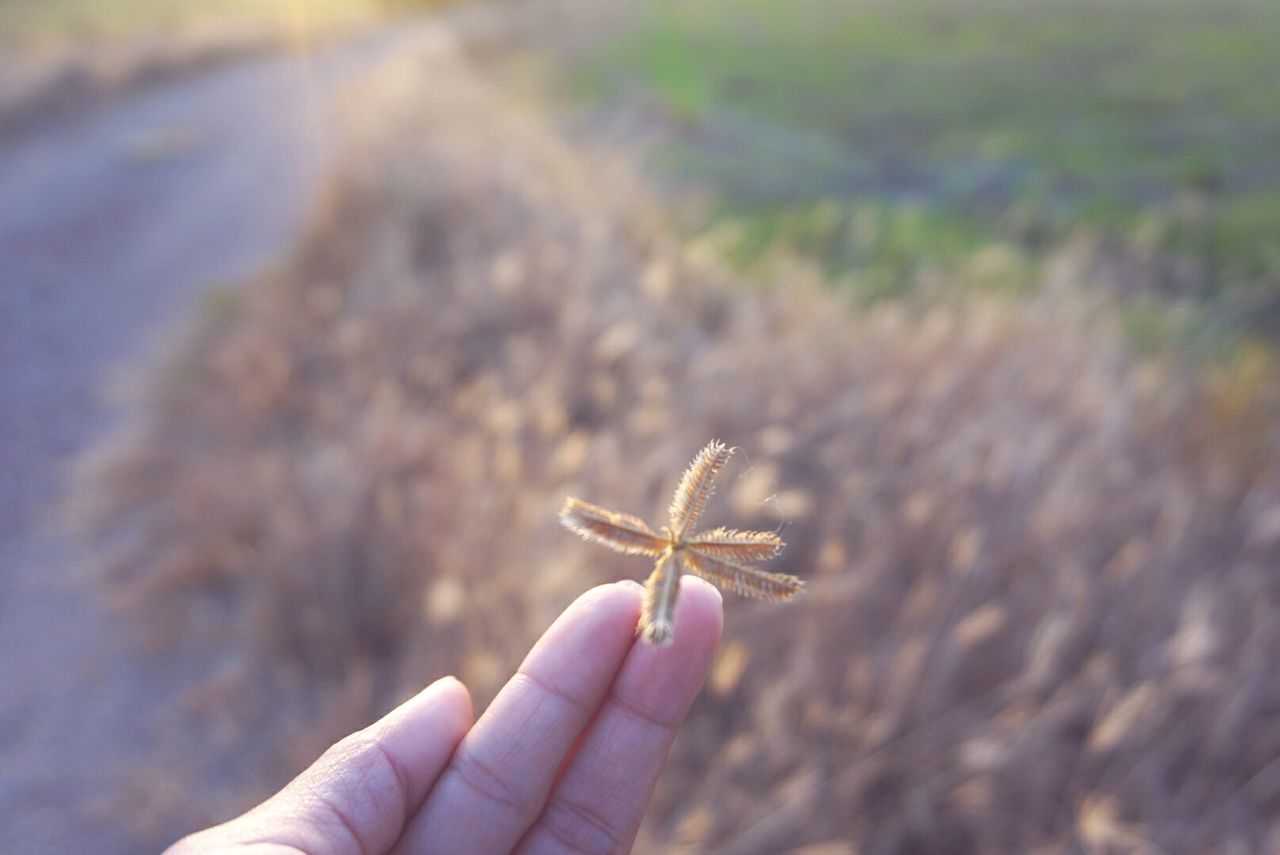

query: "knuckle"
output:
539 793 630 855
450 743 539 823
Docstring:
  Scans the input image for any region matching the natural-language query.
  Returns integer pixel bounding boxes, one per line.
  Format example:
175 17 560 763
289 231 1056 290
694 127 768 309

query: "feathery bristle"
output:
682 550 805 602
559 440 804 643
687 527 783 562
559 498 667 556
668 440 733 537
640 550 680 646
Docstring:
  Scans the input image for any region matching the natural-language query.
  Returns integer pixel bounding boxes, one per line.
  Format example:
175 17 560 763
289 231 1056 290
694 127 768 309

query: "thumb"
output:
169 675 473 855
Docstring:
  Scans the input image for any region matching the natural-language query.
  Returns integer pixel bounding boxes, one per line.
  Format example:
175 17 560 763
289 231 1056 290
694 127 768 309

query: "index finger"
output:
393 580 644 854
518 576 724 854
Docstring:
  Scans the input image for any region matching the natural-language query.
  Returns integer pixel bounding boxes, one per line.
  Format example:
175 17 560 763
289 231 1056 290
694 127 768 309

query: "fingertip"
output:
615 578 645 595
682 573 724 607
519 580 644 685
579 578 644 607
678 575 725 643
366 676 473 768
420 675 474 732
550 579 644 639
429 674 471 702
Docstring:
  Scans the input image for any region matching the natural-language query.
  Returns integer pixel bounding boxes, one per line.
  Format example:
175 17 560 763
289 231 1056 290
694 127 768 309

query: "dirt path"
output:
0 22 445 852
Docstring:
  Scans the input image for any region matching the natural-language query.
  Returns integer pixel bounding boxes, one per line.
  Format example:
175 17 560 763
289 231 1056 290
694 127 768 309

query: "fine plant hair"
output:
560 440 803 645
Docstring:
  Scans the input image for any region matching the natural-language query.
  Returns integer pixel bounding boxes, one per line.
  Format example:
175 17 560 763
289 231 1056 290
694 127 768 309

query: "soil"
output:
0 22 448 853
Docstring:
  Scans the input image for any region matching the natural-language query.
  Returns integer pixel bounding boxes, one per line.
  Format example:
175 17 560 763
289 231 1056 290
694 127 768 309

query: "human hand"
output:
169 577 724 854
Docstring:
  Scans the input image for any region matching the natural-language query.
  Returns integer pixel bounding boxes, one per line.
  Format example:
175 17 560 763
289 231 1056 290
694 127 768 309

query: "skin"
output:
169 577 724 854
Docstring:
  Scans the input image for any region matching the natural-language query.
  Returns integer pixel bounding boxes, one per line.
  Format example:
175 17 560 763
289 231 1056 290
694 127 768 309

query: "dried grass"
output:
75 34 1280 853
561 440 803 645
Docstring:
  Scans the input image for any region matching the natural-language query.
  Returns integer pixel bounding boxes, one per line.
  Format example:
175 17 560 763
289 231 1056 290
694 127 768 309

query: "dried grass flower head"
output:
559 440 805 645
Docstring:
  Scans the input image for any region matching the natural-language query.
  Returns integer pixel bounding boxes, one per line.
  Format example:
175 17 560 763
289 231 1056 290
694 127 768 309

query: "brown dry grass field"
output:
74 27 1280 854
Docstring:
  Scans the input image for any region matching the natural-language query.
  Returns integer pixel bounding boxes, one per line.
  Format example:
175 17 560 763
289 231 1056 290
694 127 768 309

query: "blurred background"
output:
2 0 1279 851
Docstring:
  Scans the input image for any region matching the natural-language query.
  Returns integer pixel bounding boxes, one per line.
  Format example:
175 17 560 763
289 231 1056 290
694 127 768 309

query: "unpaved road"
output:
0 24 438 853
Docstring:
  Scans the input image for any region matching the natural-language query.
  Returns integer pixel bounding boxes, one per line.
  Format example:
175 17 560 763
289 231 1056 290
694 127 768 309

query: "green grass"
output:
573 0 1280 294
